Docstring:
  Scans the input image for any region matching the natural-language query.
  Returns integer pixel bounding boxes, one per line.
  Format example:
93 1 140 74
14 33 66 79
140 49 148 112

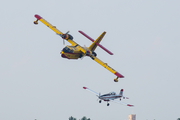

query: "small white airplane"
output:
83 87 134 107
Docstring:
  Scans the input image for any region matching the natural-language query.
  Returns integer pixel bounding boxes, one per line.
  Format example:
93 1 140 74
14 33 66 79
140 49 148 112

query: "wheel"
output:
99 100 101 103
107 103 110 106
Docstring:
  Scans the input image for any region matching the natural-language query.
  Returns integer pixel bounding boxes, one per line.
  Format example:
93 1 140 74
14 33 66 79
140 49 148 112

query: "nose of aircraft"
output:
60 51 66 58
60 51 67 58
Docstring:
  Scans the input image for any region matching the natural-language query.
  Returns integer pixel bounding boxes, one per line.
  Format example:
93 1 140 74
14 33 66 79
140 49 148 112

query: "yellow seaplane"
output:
34 14 124 82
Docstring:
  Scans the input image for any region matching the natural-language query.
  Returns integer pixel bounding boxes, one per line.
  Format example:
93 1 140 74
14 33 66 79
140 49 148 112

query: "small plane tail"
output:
119 89 123 96
88 32 106 51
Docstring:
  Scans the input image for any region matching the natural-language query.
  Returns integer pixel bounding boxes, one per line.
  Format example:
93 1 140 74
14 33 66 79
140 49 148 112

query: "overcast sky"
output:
0 0 180 120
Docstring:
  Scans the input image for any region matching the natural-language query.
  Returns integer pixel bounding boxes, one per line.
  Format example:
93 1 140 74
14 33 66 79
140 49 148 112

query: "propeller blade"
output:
59 31 70 45
65 31 70 34
63 39 65 45
81 45 88 60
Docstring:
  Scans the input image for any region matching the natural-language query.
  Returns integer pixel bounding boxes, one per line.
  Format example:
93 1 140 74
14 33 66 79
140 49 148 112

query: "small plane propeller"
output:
96 93 101 97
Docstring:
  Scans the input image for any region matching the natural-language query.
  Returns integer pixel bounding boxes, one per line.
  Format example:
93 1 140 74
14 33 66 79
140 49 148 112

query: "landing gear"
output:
107 103 110 106
114 77 118 82
99 100 101 103
120 99 121 101
34 19 38 24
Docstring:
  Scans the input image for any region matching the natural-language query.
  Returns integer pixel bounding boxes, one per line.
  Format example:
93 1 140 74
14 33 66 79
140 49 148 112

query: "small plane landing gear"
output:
99 100 101 103
34 19 38 24
107 103 110 106
114 77 119 82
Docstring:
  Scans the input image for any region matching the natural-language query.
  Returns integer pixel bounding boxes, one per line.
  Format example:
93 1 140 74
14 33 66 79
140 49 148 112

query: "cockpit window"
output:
110 92 116 95
62 47 73 53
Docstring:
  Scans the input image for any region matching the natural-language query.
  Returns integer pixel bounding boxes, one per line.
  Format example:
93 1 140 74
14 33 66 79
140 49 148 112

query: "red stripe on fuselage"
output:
100 96 121 101
60 52 81 59
61 54 70 59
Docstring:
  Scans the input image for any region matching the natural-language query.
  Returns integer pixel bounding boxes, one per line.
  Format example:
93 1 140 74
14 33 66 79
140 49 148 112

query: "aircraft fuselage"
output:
60 45 83 59
99 93 122 101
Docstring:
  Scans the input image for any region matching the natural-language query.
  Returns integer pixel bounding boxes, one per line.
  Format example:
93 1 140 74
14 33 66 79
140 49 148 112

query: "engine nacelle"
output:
61 34 73 40
86 51 97 57
92 51 97 57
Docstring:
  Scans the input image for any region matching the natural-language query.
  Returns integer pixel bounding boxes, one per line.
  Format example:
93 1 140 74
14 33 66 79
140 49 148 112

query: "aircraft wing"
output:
83 87 99 96
90 55 124 78
111 99 134 107
34 14 77 46
34 14 63 35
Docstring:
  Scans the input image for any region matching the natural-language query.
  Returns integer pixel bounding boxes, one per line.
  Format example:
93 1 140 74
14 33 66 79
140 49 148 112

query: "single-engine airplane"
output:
83 87 134 107
34 14 124 82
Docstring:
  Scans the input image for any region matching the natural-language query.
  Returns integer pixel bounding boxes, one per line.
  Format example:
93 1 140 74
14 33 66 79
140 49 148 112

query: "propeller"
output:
96 93 101 97
63 39 65 45
81 45 88 60
58 31 70 45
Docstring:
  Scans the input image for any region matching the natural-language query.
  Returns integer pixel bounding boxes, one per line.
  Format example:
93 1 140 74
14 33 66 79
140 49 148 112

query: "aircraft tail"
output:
119 89 123 96
88 32 106 51
79 31 113 55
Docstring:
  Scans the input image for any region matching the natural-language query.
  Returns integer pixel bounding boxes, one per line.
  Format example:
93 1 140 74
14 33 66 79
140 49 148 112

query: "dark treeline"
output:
69 116 90 120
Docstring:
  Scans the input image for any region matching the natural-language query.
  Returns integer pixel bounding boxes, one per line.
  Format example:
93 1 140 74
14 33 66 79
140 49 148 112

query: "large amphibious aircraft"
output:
34 14 124 82
83 87 134 106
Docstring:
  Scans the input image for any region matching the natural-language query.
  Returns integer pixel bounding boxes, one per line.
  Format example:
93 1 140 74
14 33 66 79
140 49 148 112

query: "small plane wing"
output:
90 55 124 78
34 14 77 46
111 99 134 107
79 31 113 55
83 87 99 96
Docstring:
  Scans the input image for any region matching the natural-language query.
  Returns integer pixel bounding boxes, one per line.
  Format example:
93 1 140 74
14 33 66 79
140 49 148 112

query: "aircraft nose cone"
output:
60 51 63 55
60 51 68 59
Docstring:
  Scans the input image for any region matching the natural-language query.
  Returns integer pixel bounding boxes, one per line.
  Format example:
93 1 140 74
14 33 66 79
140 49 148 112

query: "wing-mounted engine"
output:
60 31 74 45
86 51 97 57
61 34 73 40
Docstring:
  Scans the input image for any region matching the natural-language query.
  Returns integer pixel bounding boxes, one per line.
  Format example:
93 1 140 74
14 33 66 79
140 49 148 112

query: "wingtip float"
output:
34 14 124 82
34 14 42 24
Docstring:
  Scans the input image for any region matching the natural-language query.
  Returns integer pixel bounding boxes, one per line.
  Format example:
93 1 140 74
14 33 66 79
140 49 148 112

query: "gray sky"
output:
0 0 180 120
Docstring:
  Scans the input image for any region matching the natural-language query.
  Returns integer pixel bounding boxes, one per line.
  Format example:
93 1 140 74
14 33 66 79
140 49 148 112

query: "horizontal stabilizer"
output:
112 100 134 107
